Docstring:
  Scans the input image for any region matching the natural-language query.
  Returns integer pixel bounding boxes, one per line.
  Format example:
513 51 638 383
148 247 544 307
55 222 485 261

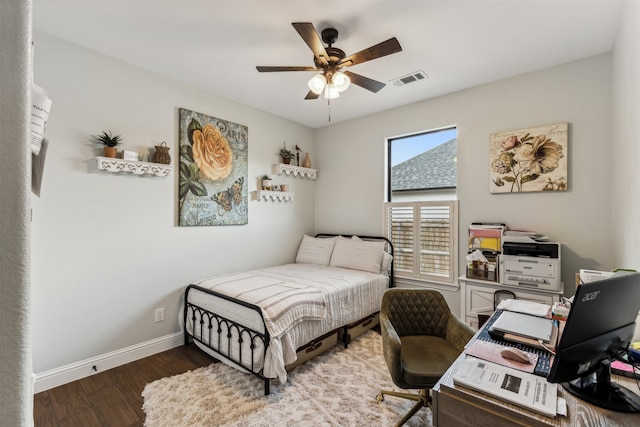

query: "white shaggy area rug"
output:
142 330 433 426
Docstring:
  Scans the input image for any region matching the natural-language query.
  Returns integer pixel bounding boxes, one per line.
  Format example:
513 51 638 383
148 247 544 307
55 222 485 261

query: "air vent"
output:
391 70 429 87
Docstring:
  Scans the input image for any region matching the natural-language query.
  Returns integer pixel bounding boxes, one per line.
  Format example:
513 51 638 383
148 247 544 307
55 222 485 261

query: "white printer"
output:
499 239 562 292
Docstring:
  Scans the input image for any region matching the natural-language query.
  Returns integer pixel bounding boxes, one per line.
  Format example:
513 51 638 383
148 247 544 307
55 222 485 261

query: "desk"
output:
432 327 640 426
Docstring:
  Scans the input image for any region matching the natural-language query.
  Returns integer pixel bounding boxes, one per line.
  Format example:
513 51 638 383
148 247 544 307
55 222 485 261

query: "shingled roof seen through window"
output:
391 138 457 191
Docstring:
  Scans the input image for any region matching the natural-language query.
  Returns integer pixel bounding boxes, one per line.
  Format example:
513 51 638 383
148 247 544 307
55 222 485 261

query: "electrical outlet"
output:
155 307 165 322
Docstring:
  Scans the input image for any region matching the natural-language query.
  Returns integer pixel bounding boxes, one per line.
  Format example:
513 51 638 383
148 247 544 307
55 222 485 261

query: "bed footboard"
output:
184 284 272 395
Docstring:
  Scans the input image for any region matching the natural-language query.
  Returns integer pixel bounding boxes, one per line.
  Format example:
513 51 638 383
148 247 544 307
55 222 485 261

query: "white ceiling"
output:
32 0 624 129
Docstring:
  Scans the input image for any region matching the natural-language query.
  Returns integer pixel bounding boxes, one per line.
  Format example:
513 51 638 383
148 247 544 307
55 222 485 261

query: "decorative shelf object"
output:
96 156 173 177
273 163 317 180
254 190 294 202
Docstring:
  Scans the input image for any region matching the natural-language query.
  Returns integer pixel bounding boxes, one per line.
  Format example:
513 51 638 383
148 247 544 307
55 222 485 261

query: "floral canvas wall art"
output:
178 108 248 226
489 122 568 193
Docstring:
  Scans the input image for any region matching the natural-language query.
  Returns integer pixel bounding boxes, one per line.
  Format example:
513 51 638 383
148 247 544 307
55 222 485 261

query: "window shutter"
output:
385 204 415 274
385 201 457 283
419 204 452 278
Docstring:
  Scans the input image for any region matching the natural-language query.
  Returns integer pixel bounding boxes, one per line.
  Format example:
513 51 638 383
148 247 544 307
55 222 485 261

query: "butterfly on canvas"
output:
212 176 244 212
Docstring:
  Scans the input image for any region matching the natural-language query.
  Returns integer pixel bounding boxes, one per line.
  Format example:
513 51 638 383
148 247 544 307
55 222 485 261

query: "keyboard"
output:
478 309 553 377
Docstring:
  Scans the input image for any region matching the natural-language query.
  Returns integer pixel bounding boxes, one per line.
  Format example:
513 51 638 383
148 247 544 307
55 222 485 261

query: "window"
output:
385 128 458 284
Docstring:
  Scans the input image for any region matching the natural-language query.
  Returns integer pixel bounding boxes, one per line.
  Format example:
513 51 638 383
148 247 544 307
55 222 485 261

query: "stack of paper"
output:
503 230 549 242
579 269 614 284
453 357 558 417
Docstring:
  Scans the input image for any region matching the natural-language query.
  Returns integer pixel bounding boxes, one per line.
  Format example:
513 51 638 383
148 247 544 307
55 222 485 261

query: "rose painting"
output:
489 122 568 193
178 108 248 226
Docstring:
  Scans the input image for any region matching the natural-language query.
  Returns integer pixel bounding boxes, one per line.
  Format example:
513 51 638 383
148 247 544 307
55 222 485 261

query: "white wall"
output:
31 31 315 376
611 1 640 342
314 54 615 314
612 1 640 268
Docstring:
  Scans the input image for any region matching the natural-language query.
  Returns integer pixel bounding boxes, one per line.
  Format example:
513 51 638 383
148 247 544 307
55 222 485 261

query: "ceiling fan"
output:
256 22 402 100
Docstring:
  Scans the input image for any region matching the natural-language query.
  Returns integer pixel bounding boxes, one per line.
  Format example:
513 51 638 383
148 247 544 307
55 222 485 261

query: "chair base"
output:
376 388 431 427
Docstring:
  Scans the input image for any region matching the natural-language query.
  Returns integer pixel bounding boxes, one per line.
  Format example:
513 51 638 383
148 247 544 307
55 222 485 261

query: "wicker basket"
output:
152 141 171 164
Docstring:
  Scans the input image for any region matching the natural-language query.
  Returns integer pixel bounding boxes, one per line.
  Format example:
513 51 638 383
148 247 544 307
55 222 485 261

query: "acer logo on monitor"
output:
582 291 600 302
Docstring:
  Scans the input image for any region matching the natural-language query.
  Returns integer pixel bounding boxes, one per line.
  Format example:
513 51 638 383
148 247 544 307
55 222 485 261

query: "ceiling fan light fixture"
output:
308 74 326 95
324 83 340 99
333 71 350 92
256 23 402 104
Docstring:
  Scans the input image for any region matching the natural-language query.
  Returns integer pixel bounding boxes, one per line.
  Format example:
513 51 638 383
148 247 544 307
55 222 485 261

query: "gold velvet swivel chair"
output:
377 288 475 426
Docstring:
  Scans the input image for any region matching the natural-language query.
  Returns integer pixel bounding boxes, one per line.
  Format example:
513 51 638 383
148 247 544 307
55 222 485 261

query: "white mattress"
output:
185 263 389 383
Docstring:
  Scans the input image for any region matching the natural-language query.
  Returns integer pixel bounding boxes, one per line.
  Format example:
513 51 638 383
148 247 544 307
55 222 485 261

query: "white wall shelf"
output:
96 156 173 177
254 190 294 202
273 163 317 180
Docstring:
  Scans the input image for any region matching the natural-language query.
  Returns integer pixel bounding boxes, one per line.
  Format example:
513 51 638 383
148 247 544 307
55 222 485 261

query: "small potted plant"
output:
261 174 273 190
97 130 122 158
279 142 295 164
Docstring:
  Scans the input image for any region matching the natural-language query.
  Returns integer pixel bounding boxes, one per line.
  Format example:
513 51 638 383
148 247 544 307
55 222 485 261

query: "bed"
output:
183 233 394 394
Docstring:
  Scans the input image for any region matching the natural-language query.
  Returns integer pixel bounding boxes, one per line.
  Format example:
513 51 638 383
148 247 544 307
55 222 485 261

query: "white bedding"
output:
185 263 389 383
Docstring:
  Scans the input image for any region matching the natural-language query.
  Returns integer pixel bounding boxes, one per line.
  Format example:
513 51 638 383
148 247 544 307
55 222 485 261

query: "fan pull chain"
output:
327 97 331 122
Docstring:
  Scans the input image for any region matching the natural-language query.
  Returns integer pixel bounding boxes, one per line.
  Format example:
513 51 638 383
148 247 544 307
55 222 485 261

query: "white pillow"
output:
350 236 393 274
380 251 393 274
330 237 385 273
295 234 337 265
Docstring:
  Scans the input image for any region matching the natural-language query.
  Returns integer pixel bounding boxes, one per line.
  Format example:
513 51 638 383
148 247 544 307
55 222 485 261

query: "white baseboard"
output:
34 331 184 393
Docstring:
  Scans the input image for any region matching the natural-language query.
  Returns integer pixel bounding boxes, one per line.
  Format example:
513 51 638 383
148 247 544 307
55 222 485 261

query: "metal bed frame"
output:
183 234 394 395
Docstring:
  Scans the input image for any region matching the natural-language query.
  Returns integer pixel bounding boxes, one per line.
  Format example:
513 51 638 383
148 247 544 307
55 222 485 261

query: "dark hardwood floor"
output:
33 343 216 427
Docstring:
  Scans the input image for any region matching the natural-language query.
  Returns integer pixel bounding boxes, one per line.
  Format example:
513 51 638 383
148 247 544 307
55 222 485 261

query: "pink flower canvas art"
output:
489 123 568 193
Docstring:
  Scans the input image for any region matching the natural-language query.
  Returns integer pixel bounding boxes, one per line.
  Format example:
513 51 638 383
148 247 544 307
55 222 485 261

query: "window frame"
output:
384 128 459 286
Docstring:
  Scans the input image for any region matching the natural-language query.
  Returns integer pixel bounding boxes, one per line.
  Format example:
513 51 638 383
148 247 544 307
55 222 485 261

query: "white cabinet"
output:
459 275 562 329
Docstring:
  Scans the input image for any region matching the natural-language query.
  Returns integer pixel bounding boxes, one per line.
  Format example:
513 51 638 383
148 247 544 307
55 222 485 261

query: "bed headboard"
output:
314 234 395 287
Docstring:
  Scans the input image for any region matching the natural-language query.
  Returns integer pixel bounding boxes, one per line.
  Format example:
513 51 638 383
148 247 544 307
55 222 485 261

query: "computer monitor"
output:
547 271 640 412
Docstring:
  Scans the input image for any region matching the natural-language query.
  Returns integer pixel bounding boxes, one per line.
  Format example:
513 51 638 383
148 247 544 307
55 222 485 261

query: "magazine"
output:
453 357 558 417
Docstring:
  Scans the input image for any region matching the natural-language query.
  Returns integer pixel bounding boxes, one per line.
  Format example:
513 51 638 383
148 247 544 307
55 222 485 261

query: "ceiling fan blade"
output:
256 66 318 72
305 90 320 100
343 70 386 93
292 22 329 66
339 37 402 67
